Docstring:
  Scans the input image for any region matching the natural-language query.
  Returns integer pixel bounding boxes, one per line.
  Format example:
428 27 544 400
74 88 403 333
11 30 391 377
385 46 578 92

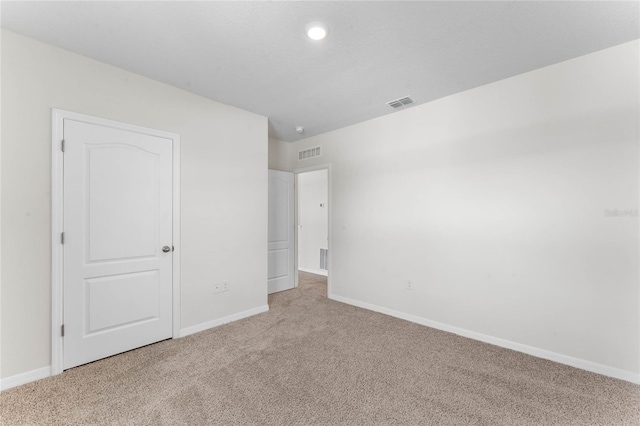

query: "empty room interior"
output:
1 1 640 424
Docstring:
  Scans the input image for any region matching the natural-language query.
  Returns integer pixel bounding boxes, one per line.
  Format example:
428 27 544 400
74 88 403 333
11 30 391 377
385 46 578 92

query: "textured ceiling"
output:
1 1 638 142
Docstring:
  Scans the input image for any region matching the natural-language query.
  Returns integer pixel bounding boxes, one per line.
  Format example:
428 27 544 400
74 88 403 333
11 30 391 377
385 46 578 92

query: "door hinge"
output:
61 232 65 244
61 139 65 152
61 324 65 337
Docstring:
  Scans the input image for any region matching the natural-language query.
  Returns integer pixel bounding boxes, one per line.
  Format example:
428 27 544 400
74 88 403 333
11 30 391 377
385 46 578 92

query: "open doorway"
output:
296 168 329 297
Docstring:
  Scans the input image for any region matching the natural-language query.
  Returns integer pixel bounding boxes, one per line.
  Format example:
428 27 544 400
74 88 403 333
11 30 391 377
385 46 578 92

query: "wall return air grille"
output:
387 96 414 109
299 146 321 160
320 248 328 270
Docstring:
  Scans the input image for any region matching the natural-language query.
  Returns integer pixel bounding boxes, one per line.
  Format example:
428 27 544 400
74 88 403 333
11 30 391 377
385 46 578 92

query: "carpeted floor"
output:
1 271 639 425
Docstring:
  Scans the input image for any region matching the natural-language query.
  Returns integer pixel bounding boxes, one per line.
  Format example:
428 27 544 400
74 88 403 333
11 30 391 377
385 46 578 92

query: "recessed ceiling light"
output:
306 22 328 41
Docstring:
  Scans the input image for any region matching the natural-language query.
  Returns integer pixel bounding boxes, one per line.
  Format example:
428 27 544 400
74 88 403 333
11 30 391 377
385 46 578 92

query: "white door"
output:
63 119 174 370
268 170 295 294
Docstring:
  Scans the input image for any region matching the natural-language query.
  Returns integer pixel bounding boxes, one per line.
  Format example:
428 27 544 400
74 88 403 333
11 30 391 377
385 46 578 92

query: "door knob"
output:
162 246 172 253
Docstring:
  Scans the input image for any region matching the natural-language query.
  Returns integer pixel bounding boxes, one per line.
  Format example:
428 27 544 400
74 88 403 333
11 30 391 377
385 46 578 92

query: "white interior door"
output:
63 119 173 370
268 169 295 294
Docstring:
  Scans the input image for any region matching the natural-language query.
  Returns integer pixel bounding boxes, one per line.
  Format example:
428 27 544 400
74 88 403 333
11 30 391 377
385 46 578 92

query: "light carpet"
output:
1 271 638 425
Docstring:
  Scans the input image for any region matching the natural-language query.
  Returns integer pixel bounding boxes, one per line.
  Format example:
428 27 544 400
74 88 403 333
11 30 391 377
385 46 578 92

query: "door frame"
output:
50 109 181 375
293 164 332 297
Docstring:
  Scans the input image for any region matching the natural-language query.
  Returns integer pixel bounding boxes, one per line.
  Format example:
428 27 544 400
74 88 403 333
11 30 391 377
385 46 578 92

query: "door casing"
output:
51 109 181 375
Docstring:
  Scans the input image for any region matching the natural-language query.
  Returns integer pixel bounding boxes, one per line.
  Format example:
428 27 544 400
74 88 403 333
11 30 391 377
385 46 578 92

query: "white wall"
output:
268 137 292 172
281 41 640 378
0 30 268 380
298 170 328 275
0 29 4 382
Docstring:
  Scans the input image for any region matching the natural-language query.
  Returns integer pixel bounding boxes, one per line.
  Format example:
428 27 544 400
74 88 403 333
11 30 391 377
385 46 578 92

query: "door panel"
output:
268 170 294 293
87 145 159 262
85 271 160 334
63 119 173 370
268 249 290 279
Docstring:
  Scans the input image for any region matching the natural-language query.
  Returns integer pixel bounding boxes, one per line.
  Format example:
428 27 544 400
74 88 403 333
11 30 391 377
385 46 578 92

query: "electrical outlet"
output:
406 280 414 290
213 280 229 294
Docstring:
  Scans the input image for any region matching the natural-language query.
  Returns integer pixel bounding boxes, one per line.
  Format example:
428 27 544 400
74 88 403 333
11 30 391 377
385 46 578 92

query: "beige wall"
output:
0 30 268 379
281 41 640 377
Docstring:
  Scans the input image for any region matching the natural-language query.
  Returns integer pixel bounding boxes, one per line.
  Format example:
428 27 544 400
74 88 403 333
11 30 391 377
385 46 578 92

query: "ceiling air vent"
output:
299 146 321 160
387 96 414 109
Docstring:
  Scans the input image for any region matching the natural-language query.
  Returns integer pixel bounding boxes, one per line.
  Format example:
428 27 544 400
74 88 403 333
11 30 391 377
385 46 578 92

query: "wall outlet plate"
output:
406 280 414 290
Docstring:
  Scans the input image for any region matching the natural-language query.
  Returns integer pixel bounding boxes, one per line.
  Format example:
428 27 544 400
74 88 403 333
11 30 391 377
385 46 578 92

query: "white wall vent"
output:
299 146 321 160
387 96 414 109
320 248 328 270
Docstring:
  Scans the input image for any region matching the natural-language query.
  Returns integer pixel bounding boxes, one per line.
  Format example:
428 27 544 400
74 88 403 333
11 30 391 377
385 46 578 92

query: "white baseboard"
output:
179 304 270 338
0 366 51 391
298 267 328 277
3 301 636 391
329 294 640 385
1 305 270 391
